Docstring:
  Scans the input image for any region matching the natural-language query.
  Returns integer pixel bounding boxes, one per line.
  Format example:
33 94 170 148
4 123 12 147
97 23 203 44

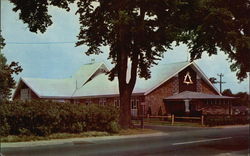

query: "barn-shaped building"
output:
13 61 234 116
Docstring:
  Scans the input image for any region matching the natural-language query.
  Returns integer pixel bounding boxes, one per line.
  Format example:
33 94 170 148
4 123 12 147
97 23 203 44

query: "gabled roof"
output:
13 61 220 99
134 61 220 95
21 77 76 98
73 73 120 98
73 62 109 88
13 62 108 99
164 91 234 101
134 61 190 95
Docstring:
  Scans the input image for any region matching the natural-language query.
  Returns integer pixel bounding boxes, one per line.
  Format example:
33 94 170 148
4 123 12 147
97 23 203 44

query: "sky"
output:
1 0 249 94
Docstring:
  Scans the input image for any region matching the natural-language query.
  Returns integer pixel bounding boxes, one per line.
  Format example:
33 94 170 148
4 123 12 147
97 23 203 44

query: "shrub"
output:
0 100 119 136
204 115 249 126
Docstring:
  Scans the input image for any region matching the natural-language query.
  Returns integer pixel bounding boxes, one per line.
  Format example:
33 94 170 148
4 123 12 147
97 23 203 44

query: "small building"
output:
13 61 235 116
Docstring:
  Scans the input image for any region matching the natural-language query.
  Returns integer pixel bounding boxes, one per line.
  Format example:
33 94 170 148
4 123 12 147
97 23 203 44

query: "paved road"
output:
1 125 249 156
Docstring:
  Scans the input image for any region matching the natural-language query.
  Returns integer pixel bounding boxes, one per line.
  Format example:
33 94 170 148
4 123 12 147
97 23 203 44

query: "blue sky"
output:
1 1 249 93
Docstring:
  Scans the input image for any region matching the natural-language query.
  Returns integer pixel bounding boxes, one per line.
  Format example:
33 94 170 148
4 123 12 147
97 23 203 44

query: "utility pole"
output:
217 73 226 94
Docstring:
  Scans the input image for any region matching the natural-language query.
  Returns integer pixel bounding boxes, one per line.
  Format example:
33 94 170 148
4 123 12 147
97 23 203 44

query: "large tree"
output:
0 34 22 100
8 0 249 128
183 0 250 80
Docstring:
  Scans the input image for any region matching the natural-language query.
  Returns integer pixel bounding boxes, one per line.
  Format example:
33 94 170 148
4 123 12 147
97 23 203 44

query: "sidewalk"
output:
1 132 167 148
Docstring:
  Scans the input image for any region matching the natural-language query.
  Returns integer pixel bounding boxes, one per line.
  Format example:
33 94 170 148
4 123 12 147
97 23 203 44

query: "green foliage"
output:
0 34 22 100
8 0 250 128
204 115 249 126
0 100 119 136
0 117 10 136
222 89 250 107
184 0 250 80
222 89 233 96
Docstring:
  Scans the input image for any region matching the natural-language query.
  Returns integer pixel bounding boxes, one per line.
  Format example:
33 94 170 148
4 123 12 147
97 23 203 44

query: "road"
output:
1 125 249 156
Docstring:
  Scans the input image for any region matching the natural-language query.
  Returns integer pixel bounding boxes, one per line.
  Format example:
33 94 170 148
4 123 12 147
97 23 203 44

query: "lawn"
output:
133 118 203 127
0 129 158 143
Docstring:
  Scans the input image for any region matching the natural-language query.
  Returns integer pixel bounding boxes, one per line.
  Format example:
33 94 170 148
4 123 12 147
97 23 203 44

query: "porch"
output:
163 91 235 116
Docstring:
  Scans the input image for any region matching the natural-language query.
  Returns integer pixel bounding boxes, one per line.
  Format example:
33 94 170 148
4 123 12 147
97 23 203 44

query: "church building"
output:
13 61 234 116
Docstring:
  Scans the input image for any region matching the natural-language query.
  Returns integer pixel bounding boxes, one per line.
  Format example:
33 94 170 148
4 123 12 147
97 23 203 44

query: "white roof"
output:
13 61 220 99
134 61 190 94
21 77 76 98
73 74 120 98
72 62 109 88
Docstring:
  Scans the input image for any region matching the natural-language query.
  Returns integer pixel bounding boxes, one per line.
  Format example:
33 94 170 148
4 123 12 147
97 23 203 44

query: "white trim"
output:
144 62 192 95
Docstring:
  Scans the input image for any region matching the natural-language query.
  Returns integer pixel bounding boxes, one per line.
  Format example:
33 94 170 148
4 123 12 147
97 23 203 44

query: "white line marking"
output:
172 137 232 146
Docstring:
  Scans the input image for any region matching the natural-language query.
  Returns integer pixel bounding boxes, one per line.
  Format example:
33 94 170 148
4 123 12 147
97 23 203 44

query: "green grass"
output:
133 119 203 127
0 131 110 142
1 129 158 143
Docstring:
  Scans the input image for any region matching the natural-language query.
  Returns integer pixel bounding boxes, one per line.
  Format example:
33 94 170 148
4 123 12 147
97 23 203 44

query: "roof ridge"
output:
159 61 190 65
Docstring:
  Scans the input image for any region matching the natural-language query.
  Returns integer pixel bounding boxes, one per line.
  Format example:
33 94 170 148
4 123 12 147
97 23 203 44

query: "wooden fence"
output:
136 114 204 128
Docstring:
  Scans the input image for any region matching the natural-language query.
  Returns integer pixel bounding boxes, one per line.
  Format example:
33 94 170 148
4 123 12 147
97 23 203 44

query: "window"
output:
20 89 30 100
131 99 138 109
99 98 106 105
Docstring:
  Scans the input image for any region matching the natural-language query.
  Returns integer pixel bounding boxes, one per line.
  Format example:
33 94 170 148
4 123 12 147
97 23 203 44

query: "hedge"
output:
0 100 119 136
204 115 249 126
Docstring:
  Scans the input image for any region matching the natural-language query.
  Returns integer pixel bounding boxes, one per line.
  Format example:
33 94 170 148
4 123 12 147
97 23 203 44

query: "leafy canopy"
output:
183 0 250 80
8 0 249 81
0 34 22 100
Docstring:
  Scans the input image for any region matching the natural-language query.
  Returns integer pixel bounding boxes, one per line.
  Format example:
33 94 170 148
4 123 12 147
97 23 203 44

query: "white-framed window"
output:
20 88 31 100
114 98 120 107
99 98 106 105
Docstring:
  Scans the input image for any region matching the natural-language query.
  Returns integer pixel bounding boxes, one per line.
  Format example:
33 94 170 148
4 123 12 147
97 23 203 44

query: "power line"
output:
5 41 77 45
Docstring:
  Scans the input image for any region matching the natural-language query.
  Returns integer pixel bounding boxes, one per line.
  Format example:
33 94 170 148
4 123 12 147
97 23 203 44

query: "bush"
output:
204 115 249 126
0 100 119 136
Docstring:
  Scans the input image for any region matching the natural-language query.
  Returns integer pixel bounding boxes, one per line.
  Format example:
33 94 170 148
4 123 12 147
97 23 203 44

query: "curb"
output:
1 132 167 148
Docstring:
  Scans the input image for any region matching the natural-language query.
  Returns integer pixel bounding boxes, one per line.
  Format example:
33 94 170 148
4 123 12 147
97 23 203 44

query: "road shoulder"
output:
1 132 167 148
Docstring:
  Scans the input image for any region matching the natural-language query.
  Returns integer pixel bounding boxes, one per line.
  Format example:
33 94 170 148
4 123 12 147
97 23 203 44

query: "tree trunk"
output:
119 89 132 128
116 8 139 128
